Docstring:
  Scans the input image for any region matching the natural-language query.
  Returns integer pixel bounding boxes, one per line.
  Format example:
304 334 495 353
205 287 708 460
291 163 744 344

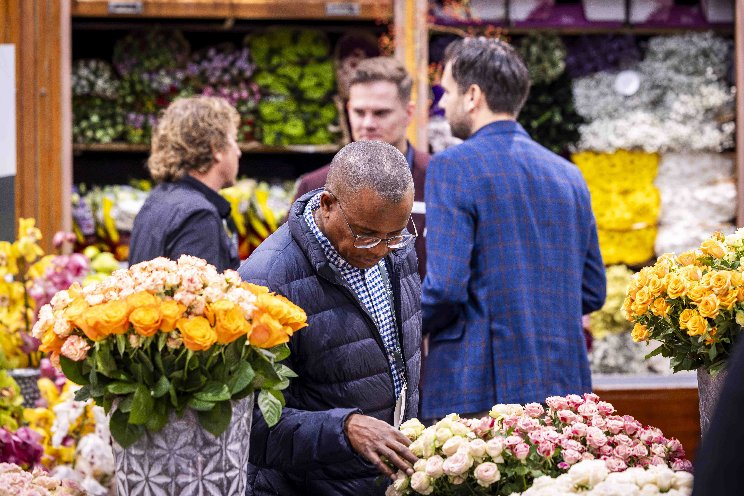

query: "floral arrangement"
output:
572 151 659 265
31 255 307 447
515 459 692 496
624 228 744 374
517 33 566 85
518 72 583 155
387 393 690 496
572 32 734 153
563 34 641 79
247 29 339 145
0 219 50 368
0 463 84 495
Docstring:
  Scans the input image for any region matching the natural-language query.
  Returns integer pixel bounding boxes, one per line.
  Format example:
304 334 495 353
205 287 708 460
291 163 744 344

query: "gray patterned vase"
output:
113 396 253 496
697 367 728 436
8 368 41 407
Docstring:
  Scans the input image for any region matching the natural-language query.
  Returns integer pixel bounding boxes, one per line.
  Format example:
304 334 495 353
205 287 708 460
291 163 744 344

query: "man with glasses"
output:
239 140 422 496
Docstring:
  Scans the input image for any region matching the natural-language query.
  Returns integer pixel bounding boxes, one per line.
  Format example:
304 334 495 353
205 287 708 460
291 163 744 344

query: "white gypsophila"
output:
427 116 464 153
575 111 668 153
655 153 734 188
654 222 735 256
642 31 732 80
656 181 736 226
572 71 662 121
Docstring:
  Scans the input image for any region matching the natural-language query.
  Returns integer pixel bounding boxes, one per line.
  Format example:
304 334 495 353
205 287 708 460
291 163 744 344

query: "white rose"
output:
442 436 467 456
567 459 608 488
451 422 470 437
672 471 694 491
442 450 473 476
485 437 505 459
653 467 675 492
473 462 501 487
425 455 444 478
410 472 433 495
593 481 642 496
469 439 487 458
413 460 427 472
436 427 453 445
640 483 661 495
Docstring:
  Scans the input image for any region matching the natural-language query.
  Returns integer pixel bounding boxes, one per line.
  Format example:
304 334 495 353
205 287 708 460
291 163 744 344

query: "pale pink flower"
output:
502 416 519 430
623 416 642 435
442 450 474 476
485 437 505 459
613 434 633 446
60 335 90 361
469 439 487 458
666 439 685 458
590 416 607 429
581 452 596 461
650 443 667 457
650 456 666 466
505 435 523 447
527 430 544 445
513 443 530 461
546 396 569 411
410 472 433 495
584 393 601 403
53 318 73 338
562 449 582 465
578 402 599 418
613 444 632 460
632 443 649 457
560 439 584 452
598 445 613 456
605 457 627 472
425 455 444 478
605 418 625 434
441 436 467 456
586 427 608 448
566 394 584 408
473 462 501 487
569 422 588 437
517 416 539 432
524 403 545 418
537 442 555 458
558 410 579 424
672 459 693 471
597 401 615 415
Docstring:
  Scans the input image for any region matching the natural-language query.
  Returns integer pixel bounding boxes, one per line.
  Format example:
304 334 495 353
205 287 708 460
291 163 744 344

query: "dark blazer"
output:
129 178 240 272
421 121 606 419
293 147 430 280
238 191 422 496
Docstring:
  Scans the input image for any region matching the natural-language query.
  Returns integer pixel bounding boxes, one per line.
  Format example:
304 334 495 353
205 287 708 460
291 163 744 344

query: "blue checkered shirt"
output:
303 193 405 397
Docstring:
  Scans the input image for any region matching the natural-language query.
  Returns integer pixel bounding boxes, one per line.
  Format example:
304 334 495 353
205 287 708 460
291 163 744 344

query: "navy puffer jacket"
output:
239 191 422 496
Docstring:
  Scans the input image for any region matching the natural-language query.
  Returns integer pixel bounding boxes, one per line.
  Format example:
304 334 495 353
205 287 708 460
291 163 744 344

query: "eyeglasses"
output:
325 190 418 250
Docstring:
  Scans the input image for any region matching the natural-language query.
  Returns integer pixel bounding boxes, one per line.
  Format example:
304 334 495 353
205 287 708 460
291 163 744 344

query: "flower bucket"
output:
697 367 728 436
8 368 41 408
113 396 253 496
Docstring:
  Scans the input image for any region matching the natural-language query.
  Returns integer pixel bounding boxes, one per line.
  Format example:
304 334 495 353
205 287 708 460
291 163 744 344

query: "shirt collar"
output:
179 175 232 219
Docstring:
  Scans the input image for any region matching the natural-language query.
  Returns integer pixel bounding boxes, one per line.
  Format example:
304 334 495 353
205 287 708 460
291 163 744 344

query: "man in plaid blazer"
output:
421 38 606 420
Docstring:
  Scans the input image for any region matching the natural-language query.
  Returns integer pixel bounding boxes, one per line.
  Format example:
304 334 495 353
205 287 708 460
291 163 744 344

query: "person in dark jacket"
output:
294 57 430 281
129 95 241 272
239 140 422 496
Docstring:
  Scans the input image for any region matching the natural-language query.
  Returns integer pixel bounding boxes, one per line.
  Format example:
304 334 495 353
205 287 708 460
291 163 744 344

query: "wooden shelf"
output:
73 142 342 154
71 0 392 21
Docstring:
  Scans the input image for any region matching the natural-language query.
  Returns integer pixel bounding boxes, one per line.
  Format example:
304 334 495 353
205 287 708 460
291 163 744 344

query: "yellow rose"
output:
249 311 290 348
635 269 650 288
652 263 670 279
738 287 744 302
160 300 186 332
87 300 130 336
676 251 698 266
665 274 688 299
631 323 650 342
686 314 708 336
177 316 217 351
731 271 743 288
720 290 738 310
622 298 635 321
77 306 107 341
634 287 653 308
255 293 308 333
650 298 671 318
646 275 664 297
682 265 702 282
129 305 162 337
679 309 696 330
126 291 160 309
64 297 93 336
704 271 732 295
700 239 726 259
686 283 707 304
214 304 249 344
39 327 65 354
697 294 720 319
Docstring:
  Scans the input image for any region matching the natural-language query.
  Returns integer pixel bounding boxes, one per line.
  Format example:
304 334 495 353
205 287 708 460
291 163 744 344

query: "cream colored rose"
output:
425 455 444 478
436 427 453 445
442 450 474 476
442 436 467 456
410 472 433 495
474 462 501 487
400 419 425 440
469 439 487 459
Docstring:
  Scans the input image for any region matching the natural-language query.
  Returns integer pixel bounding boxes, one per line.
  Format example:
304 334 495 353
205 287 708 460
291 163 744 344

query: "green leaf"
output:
146 400 169 432
74 387 92 402
129 384 154 425
198 400 232 437
258 389 282 427
157 332 168 352
194 382 231 402
116 334 127 356
118 394 134 413
268 343 291 362
110 409 144 448
152 376 170 398
227 362 255 395
269 389 286 407
644 346 664 360
188 397 216 411
60 356 90 386
153 352 165 375
709 344 718 361
106 382 138 395
275 363 298 379
95 341 117 374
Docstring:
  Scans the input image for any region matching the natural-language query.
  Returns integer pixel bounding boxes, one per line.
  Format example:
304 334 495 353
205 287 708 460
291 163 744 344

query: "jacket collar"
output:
470 120 529 140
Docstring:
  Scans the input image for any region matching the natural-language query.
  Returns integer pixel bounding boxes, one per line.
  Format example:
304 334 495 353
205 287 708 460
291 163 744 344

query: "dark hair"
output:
444 37 531 117
349 57 413 103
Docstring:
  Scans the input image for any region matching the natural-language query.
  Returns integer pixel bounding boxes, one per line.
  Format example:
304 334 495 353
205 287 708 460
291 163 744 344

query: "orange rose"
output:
243 283 270 295
129 305 162 337
665 274 688 299
214 303 249 344
631 323 650 342
249 311 290 348
686 313 708 337
255 293 308 333
705 327 718 346
697 294 720 319
650 298 671 318
88 300 131 336
126 291 160 309
700 239 725 259
177 316 216 351
676 251 697 266
39 327 65 354
160 300 186 332
64 297 94 337
77 306 107 341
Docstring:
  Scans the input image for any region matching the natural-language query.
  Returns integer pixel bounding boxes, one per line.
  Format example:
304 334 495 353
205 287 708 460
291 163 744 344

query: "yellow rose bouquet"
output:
30 255 307 447
624 229 744 374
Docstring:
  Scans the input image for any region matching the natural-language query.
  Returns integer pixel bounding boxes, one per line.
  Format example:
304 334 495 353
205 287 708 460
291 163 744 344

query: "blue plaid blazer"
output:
421 121 606 419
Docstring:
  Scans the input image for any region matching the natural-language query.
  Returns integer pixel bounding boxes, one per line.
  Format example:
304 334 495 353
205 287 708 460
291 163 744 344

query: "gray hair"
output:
326 141 413 202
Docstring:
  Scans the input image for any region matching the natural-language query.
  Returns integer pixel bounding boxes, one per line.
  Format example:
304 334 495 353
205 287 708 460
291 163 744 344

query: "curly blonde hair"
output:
147 96 240 182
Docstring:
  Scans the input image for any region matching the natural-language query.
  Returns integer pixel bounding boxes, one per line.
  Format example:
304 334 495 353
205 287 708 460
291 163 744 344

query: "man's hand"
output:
344 414 418 479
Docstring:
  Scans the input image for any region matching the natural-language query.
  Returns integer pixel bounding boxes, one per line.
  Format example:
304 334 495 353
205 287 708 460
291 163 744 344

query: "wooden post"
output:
737 0 744 226
394 0 429 151
2 0 69 248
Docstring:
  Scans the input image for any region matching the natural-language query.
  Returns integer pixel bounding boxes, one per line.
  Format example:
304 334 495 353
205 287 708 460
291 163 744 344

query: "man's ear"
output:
404 100 415 126
466 84 483 113
318 191 335 218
